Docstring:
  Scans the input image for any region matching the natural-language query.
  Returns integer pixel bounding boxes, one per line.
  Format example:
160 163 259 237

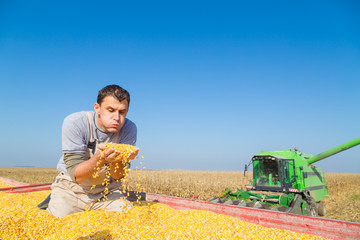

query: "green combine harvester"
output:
210 137 360 217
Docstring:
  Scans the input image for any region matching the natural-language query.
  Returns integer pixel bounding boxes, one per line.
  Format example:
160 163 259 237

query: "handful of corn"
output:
93 143 138 179
99 143 139 163
0 180 327 240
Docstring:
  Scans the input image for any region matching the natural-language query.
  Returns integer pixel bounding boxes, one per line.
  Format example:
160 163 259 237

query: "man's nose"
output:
113 112 120 121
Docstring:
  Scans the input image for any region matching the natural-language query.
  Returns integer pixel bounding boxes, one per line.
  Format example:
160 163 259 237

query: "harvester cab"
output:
251 155 295 190
210 137 360 217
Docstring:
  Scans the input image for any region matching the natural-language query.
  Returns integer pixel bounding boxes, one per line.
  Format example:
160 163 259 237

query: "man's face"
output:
94 96 129 133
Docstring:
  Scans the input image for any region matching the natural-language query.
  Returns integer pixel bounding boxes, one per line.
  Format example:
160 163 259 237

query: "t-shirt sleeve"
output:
61 112 89 177
62 113 88 153
64 152 87 181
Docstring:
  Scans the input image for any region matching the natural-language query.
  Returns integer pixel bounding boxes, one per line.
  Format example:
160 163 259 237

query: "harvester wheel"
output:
317 201 326 216
302 193 318 217
309 203 318 217
302 201 317 217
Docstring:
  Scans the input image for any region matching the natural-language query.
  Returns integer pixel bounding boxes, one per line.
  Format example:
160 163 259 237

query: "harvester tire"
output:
303 192 318 217
317 201 326 216
309 203 318 217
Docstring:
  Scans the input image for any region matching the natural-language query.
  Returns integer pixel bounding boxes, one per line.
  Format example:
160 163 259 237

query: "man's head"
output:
97 85 130 106
94 85 131 133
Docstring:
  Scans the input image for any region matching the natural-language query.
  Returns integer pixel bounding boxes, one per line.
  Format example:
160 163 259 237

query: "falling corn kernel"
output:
92 143 145 206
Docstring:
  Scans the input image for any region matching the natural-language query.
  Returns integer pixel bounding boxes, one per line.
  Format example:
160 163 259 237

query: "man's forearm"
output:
74 151 105 184
110 162 126 180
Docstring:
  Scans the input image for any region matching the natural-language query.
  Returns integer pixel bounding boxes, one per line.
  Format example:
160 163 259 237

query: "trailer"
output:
1 176 359 239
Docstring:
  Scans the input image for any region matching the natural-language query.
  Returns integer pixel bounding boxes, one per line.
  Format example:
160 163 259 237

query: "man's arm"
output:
64 150 124 184
73 144 139 183
73 150 106 184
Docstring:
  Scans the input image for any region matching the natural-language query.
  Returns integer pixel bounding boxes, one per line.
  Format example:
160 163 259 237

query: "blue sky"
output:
0 1 359 173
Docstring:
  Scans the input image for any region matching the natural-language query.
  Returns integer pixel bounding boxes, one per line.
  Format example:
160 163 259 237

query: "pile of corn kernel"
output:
99 143 138 163
0 180 328 240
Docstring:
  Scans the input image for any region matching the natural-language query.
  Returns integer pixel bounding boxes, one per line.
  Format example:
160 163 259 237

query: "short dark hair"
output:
97 85 130 105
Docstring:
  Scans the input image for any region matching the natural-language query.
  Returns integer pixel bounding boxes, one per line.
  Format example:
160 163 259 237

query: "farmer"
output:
46 84 139 218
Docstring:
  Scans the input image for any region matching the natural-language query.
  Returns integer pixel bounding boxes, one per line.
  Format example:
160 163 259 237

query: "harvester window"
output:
284 160 295 184
255 159 281 187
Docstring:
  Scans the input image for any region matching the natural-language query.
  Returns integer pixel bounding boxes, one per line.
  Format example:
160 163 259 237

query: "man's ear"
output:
94 102 100 114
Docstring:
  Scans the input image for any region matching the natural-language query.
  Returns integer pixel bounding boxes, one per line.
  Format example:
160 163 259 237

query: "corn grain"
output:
99 143 138 163
0 180 327 240
93 143 144 209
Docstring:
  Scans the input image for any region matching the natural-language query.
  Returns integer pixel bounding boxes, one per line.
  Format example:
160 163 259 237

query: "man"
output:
47 85 139 218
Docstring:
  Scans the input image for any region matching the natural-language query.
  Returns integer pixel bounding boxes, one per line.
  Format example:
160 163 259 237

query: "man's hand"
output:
97 143 140 163
126 147 140 162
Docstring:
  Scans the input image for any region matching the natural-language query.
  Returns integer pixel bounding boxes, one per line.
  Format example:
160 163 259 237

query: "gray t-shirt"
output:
56 111 137 172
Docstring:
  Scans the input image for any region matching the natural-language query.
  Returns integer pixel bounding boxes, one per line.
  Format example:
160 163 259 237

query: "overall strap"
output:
86 111 96 154
86 111 94 143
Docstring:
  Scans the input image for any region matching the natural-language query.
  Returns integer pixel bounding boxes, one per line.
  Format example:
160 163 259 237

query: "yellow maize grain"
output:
92 143 145 206
99 143 138 164
0 180 12 188
0 180 328 240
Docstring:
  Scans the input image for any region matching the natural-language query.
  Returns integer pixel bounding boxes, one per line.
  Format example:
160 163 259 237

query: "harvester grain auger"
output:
210 137 360 217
